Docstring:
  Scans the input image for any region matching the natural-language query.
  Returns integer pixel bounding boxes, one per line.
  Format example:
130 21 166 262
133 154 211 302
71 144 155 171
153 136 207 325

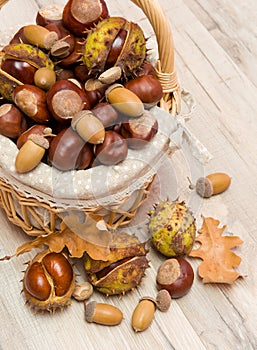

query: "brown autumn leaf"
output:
189 217 243 284
15 213 112 261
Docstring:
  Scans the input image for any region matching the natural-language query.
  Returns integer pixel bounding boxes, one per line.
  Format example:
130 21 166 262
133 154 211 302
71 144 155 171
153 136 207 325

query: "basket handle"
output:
0 0 8 9
131 0 181 115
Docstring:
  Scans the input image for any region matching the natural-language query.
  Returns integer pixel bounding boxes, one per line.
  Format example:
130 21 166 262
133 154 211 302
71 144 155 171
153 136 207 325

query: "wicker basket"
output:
0 0 181 236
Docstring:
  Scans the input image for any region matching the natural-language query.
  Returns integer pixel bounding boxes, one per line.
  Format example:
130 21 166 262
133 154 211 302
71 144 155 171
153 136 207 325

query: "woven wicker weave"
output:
0 0 181 236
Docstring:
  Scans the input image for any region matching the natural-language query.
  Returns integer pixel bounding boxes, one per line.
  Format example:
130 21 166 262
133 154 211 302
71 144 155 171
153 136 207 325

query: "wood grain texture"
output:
0 0 257 349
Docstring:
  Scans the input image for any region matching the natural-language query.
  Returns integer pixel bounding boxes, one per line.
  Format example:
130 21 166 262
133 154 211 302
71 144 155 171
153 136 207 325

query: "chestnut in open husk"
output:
1 59 36 85
82 17 146 78
85 232 149 295
23 251 75 312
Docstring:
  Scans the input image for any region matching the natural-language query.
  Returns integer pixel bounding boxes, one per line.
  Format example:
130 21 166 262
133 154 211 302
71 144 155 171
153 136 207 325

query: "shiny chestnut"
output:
156 258 194 298
77 143 94 170
47 80 89 124
0 104 27 138
62 0 109 36
121 110 158 149
134 61 157 77
48 126 86 171
92 102 118 129
1 59 36 85
36 4 64 27
13 84 51 124
125 75 163 108
95 130 128 166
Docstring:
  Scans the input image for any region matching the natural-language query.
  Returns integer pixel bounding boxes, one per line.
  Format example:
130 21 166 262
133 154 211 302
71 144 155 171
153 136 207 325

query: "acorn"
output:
195 172 231 198
71 110 105 144
15 134 49 173
84 232 149 295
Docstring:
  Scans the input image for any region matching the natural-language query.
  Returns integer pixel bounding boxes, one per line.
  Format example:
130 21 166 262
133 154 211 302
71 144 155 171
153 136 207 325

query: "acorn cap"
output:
84 300 96 323
155 289 172 312
71 110 94 130
195 177 213 198
140 296 157 309
27 133 49 149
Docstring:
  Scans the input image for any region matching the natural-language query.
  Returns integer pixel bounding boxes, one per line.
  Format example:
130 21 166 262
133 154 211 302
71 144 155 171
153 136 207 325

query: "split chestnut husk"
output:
84 232 149 295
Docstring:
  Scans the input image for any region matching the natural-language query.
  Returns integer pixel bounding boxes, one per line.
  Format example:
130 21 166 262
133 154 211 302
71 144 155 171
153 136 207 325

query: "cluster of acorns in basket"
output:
0 0 164 173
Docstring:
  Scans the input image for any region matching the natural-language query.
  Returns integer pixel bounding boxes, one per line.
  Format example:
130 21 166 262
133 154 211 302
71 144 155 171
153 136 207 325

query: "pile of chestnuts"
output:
0 0 164 174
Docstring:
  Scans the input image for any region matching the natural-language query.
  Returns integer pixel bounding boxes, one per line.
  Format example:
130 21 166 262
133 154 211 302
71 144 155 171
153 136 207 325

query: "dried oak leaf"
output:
15 214 111 261
189 217 243 284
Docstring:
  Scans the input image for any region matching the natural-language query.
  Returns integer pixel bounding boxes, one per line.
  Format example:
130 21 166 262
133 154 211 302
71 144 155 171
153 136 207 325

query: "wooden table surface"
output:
0 0 257 349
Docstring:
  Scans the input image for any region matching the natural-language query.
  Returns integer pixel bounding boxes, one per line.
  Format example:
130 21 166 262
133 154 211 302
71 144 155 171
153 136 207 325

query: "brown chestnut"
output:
0 103 27 138
24 261 51 301
77 143 94 170
13 84 51 124
92 102 118 129
48 126 86 171
36 4 64 27
156 258 194 298
125 75 163 108
62 0 109 37
94 130 128 166
1 59 36 85
134 61 157 77
42 252 74 297
84 85 107 108
55 67 75 81
74 64 90 83
105 29 127 69
47 80 89 124
121 110 158 149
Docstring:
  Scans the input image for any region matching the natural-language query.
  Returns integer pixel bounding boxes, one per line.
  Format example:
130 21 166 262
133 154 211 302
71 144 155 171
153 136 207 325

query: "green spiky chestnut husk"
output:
82 17 146 78
0 43 54 100
149 200 196 257
84 232 149 295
